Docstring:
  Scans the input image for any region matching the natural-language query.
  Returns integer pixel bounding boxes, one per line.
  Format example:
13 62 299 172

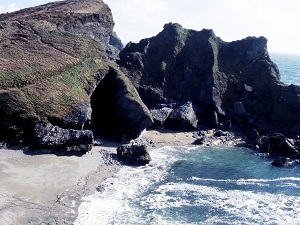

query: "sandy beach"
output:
0 129 198 225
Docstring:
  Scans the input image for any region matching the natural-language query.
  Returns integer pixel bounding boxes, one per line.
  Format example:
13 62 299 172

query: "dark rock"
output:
277 139 299 157
119 22 300 131
272 157 292 167
150 107 173 127
30 122 93 153
247 129 260 146
116 143 151 166
214 130 227 137
234 102 246 116
259 136 270 152
266 133 299 157
223 120 232 131
193 137 205 145
91 67 153 143
165 102 198 131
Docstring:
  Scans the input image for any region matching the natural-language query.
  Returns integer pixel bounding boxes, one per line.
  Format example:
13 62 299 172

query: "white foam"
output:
75 146 179 225
141 182 300 224
75 146 300 225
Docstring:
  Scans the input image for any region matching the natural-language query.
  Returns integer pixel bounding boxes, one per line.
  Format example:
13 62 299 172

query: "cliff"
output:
1 1 300 158
0 0 151 150
119 23 300 134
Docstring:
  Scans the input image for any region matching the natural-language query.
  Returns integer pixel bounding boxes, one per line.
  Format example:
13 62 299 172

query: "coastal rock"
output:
150 107 173 127
0 0 153 147
247 129 260 147
268 133 299 157
258 136 270 152
271 157 293 167
91 67 153 143
0 0 115 142
165 102 198 131
119 22 300 132
116 143 151 166
30 122 93 153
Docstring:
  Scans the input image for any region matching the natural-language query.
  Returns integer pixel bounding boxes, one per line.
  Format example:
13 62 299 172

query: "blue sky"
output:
1 0 300 54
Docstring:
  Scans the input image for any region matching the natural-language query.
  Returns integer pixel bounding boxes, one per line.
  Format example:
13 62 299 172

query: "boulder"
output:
192 137 205 145
259 136 270 152
30 122 93 153
165 102 198 131
150 107 173 127
116 143 151 166
272 157 293 167
247 129 260 147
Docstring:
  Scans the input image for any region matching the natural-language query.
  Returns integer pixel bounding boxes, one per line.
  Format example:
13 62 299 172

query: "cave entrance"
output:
90 69 119 140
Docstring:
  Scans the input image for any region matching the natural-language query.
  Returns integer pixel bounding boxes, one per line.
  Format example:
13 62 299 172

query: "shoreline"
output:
0 128 245 224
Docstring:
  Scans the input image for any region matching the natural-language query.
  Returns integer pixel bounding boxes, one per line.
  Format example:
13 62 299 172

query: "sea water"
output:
75 53 300 225
270 53 300 85
75 146 300 225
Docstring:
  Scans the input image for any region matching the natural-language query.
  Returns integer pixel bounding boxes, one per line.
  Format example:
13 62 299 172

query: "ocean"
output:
75 53 300 225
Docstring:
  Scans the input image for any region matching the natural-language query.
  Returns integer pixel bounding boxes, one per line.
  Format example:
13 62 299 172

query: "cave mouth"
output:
90 69 119 140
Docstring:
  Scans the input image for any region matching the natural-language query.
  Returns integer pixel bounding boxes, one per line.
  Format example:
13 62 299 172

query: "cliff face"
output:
119 23 300 132
0 0 151 146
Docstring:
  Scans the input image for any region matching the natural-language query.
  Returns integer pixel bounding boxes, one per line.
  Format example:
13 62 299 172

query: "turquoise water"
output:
75 54 300 225
76 146 300 225
270 53 300 85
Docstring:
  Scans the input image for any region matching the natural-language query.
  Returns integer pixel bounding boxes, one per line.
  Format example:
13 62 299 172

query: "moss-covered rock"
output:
0 0 152 147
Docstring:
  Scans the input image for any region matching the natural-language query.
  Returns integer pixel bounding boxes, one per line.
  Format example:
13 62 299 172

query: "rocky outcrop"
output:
0 0 152 149
30 122 93 153
119 23 300 134
91 66 153 143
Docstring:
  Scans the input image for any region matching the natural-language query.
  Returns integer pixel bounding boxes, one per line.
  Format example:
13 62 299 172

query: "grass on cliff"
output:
16 58 109 122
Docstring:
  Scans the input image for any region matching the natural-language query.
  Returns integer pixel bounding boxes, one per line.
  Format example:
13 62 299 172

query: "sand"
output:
0 129 198 225
0 141 121 225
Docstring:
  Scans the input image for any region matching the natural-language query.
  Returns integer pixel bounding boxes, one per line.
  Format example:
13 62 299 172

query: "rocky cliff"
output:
119 23 300 134
0 0 151 150
1 1 300 157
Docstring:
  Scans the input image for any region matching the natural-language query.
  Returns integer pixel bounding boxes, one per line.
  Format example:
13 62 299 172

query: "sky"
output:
0 0 299 54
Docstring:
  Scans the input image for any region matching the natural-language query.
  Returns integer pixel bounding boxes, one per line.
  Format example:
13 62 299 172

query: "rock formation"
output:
1 1 300 161
119 23 300 134
0 0 152 151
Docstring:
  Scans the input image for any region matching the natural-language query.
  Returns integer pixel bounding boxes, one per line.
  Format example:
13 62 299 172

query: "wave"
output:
75 145 300 225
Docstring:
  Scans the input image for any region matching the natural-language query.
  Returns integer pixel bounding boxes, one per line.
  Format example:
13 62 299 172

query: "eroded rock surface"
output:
119 23 300 133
